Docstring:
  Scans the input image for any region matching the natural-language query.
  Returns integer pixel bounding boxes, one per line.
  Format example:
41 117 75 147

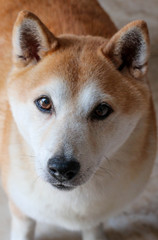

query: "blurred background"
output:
0 0 158 239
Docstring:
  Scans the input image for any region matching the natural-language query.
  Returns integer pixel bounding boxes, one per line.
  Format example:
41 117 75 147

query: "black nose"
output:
47 157 80 182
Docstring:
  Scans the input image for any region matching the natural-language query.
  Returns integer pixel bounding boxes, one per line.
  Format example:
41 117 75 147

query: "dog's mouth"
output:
44 174 76 191
53 183 74 191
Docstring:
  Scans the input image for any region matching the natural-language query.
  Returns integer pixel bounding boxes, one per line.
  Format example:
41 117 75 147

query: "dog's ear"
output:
101 20 150 79
12 10 58 67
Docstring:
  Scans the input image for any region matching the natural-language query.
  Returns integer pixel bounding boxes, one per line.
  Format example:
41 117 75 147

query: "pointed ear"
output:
101 20 150 79
12 10 58 67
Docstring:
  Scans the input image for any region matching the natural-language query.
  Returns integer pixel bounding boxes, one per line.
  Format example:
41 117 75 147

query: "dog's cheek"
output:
87 112 141 163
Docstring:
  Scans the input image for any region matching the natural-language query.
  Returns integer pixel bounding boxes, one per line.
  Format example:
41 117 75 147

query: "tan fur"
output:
10 201 26 220
0 1 157 240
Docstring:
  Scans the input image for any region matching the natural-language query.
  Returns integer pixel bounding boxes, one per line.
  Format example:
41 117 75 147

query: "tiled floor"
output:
0 0 158 239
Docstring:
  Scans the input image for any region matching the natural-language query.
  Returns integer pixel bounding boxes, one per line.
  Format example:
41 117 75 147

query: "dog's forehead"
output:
14 36 114 97
43 36 108 89
13 36 108 90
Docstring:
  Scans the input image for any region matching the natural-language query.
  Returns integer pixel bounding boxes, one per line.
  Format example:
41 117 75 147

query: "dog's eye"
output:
35 96 52 113
90 103 113 120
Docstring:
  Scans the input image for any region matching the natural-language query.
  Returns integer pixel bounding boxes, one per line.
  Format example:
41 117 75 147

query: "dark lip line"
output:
53 183 74 190
46 176 74 189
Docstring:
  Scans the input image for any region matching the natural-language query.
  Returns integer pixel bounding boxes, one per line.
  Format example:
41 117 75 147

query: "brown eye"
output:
90 102 113 120
35 96 52 113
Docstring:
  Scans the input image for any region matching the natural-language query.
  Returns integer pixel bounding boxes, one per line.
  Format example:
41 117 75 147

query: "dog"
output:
0 0 157 239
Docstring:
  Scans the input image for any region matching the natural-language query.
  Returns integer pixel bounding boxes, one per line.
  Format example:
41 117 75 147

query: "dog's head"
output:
8 11 150 190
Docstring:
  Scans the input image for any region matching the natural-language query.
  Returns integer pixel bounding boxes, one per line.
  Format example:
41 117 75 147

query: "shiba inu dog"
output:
0 0 157 239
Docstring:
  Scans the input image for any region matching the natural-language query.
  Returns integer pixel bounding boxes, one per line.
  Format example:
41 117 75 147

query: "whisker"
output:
95 155 115 178
20 154 36 158
98 166 114 178
32 175 42 187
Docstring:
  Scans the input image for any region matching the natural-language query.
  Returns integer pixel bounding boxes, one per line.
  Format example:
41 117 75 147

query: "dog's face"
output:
8 11 150 190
